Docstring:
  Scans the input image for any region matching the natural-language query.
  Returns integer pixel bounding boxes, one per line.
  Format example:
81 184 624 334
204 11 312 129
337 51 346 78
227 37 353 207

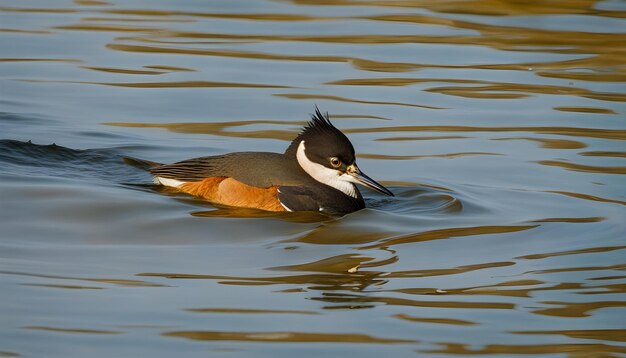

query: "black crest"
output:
285 107 355 166
303 106 335 136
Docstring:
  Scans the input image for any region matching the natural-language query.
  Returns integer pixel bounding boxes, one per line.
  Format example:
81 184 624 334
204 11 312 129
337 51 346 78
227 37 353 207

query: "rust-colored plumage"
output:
179 177 286 212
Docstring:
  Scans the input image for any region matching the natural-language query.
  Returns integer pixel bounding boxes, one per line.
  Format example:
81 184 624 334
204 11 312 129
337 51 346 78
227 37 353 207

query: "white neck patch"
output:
296 140 357 198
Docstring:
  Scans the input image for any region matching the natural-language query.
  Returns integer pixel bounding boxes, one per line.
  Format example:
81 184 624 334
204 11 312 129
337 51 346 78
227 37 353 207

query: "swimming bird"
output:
147 108 393 216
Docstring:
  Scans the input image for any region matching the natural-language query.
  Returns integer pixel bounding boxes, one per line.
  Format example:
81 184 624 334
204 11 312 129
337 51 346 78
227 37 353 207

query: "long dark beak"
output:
347 164 394 196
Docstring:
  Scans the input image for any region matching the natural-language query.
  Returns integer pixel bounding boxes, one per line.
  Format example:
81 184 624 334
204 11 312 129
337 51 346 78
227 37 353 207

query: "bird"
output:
142 108 393 216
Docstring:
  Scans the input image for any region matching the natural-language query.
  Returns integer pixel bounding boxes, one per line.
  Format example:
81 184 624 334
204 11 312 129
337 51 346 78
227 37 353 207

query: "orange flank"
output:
179 177 286 212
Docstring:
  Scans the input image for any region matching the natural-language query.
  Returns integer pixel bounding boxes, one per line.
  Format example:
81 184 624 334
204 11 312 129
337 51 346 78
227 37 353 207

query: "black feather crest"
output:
284 106 350 157
304 106 334 134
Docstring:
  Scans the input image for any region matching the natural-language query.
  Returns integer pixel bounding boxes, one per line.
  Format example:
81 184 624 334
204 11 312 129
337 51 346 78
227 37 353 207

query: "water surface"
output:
1 0 625 357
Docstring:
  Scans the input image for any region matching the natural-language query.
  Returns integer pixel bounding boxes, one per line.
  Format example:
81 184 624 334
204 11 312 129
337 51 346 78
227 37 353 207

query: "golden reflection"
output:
533 301 626 318
74 0 110 5
274 93 444 109
345 125 626 140
83 17 193 23
547 190 626 206
81 66 167 75
106 120 302 141
528 263 626 275
163 330 415 343
386 261 515 279
270 254 381 274
426 83 625 102
351 58 419 72
107 43 350 63
286 0 622 17
113 26 626 60
553 106 618 114
0 28 52 34
104 9 324 22
393 314 476 326
537 160 626 175
138 271 387 292
327 77 431 86
517 245 626 260
0 270 168 287
24 326 121 334
402 281 591 299
539 70 626 83
143 65 195 72
578 283 626 295
492 137 587 149
588 275 626 281
105 40 625 80
579 151 626 158
422 342 626 355
22 283 103 290
314 292 514 310
514 329 626 342
360 225 537 250
350 55 624 75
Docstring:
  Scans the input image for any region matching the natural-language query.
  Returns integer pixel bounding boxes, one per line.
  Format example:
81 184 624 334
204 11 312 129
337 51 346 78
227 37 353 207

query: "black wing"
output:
150 155 230 182
150 152 308 188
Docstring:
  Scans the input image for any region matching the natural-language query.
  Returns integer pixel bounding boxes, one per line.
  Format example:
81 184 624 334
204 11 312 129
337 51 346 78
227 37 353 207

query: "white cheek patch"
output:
155 176 185 188
340 173 361 185
296 141 357 198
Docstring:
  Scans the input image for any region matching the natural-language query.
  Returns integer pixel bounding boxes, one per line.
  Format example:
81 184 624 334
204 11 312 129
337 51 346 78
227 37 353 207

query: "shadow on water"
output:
0 138 146 184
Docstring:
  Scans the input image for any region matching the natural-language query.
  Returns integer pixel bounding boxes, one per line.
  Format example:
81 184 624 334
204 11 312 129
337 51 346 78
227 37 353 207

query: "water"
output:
1 1 625 357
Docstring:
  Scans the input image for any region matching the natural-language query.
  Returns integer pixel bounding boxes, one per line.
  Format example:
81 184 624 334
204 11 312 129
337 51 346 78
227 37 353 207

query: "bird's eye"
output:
330 157 342 168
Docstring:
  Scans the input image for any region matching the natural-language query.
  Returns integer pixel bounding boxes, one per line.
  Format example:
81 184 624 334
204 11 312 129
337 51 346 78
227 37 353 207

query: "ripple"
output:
24 326 122 334
533 300 626 318
275 93 444 109
0 270 168 288
184 308 318 315
422 342 626 355
314 292 514 310
107 43 350 63
513 329 626 342
80 66 167 75
345 125 626 140
163 330 415 344
579 151 626 158
492 137 587 149
358 152 501 160
393 314 476 326
25 79 290 89
360 225 537 250
547 190 626 206
537 160 626 175
553 106 618 114
386 261 516 279
516 245 626 260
